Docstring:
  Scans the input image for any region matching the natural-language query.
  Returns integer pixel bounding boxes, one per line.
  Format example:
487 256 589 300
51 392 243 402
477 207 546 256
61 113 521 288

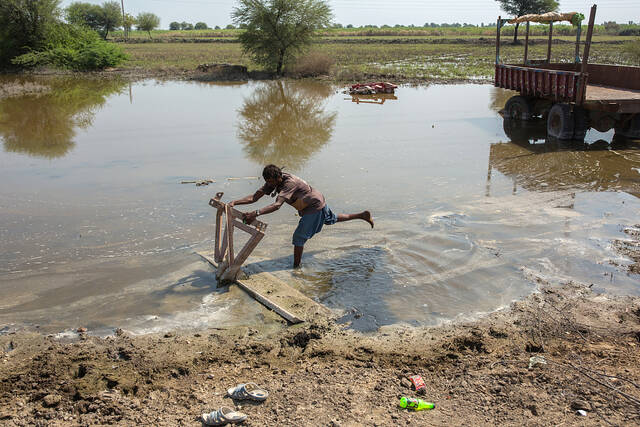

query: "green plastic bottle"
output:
398 397 435 411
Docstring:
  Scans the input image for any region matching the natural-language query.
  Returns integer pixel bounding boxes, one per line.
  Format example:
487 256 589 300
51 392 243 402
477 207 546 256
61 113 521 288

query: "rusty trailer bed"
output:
583 84 640 113
495 63 640 113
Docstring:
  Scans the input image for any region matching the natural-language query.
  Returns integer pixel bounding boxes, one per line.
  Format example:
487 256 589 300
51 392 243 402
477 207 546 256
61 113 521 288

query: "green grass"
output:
119 34 640 81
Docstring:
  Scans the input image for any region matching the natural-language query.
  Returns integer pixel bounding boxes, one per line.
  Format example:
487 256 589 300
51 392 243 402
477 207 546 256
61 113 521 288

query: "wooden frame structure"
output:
208 192 267 282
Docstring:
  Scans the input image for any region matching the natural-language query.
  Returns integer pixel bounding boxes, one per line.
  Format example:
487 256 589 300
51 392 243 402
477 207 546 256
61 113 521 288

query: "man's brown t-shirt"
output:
260 173 325 216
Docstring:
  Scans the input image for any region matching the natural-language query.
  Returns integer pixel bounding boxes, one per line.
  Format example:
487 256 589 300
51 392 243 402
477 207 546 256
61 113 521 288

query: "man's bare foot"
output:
362 211 374 228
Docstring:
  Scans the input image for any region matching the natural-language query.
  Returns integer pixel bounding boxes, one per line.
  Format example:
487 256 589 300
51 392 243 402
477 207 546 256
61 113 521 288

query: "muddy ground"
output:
1 279 640 427
4 66 489 86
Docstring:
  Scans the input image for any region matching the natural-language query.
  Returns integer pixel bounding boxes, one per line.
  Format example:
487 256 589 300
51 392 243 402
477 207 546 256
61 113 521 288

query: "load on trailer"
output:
494 4 640 140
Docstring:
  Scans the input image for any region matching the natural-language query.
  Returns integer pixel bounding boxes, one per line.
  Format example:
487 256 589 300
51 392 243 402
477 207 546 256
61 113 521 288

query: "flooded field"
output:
1 76 639 335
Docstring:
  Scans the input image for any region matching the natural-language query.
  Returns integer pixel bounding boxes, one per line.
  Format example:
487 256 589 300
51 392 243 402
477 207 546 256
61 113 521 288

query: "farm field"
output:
118 34 640 82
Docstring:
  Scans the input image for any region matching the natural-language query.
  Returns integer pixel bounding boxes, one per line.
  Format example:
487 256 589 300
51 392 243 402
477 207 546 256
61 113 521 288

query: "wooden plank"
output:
209 198 267 231
225 205 234 266
195 251 331 324
220 231 264 281
237 269 332 323
235 278 304 324
585 85 640 101
523 22 530 65
214 207 223 262
495 16 501 64
546 22 553 63
232 218 260 236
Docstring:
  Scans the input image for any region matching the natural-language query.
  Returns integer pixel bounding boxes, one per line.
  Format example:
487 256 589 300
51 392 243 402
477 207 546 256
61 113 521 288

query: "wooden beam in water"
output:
195 251 331 324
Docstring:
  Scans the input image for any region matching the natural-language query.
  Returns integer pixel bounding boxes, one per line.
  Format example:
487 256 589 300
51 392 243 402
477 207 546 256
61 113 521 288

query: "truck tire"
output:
504 96 533 121
614 114 640 139
547 103 574 140
573 107 589 141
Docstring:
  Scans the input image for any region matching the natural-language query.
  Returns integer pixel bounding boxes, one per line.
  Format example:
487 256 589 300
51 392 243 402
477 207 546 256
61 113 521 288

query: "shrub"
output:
620 29 640 36
288 51 334 77
0 0 61 68
12 23 127 70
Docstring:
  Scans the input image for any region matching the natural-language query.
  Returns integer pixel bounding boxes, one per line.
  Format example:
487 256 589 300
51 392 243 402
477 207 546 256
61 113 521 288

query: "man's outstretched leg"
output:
293 245 304 268
337 210 374 228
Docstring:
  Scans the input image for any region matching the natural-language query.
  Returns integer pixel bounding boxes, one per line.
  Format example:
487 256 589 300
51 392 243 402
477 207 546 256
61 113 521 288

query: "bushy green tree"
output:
136 12 160 38
194 22 208 30
0 0 61 67
99 1 122 39
65 1 122 40
232 0 332 75
169 21 180 30
225 24 235 29
65 2 102 31
496 0 559 42
66 1 122 39
214 25 221 29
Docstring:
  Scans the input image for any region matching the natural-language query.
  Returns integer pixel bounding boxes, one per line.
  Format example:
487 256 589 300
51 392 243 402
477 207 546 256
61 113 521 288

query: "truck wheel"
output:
573 108 589 141
547 103 575 140
614 114 640 139
504 96 533 121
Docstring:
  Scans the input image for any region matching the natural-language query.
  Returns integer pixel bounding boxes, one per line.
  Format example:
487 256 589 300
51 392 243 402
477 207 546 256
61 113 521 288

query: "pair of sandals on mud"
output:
201 383 269 425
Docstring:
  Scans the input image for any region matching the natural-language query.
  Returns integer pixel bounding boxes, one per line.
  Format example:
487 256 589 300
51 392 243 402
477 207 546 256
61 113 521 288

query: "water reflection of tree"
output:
0 77 126 159
237 80 336 171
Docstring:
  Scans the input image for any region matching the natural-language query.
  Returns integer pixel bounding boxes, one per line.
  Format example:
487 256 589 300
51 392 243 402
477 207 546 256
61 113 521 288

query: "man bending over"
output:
230 165 374 268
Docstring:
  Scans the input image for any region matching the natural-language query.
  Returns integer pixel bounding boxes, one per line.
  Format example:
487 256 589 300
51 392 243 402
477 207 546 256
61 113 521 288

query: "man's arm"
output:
242 197 285 223
228 190 265 207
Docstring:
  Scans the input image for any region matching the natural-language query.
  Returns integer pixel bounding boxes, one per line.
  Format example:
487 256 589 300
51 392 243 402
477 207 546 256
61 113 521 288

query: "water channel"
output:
1 76 639 335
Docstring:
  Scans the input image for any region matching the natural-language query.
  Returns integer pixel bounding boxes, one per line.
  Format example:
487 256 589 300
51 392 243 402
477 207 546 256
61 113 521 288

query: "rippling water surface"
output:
1 76 638 334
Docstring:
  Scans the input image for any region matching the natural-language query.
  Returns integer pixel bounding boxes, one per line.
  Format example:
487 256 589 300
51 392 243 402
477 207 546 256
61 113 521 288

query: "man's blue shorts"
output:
292 205 338 247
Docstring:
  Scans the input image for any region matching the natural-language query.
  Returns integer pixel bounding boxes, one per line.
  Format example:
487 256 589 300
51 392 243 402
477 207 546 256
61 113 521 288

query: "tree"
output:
496 0 559 43
136 12 159 38
65 1 122 39
225 24 235 29
169 21 180 30
99 1 122 39
180 21 193 30
214 25 221 29
66 2 103 32
123 13 135 32
0 0 61 67
232 0 332 75
194 22 208 30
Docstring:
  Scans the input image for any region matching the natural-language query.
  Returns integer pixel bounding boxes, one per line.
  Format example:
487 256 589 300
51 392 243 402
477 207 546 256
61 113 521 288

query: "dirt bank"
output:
9 66 489 86
1 281 639 426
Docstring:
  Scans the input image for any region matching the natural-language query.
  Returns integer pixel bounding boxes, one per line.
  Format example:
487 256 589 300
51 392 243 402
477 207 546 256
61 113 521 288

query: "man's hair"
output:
262 164 283 181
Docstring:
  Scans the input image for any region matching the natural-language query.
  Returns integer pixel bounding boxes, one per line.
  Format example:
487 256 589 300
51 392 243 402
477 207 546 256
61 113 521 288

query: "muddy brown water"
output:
0 76 639 335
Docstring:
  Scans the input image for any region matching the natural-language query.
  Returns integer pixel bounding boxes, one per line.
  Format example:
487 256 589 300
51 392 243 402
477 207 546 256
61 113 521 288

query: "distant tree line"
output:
169 21 209 30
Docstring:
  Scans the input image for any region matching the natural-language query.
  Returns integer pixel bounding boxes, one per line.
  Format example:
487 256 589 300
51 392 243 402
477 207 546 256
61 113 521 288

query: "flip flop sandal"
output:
227 383 269 401
201 406 247 425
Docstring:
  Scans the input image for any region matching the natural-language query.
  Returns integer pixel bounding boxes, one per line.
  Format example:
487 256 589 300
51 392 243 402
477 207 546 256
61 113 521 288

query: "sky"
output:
58 0 640 29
